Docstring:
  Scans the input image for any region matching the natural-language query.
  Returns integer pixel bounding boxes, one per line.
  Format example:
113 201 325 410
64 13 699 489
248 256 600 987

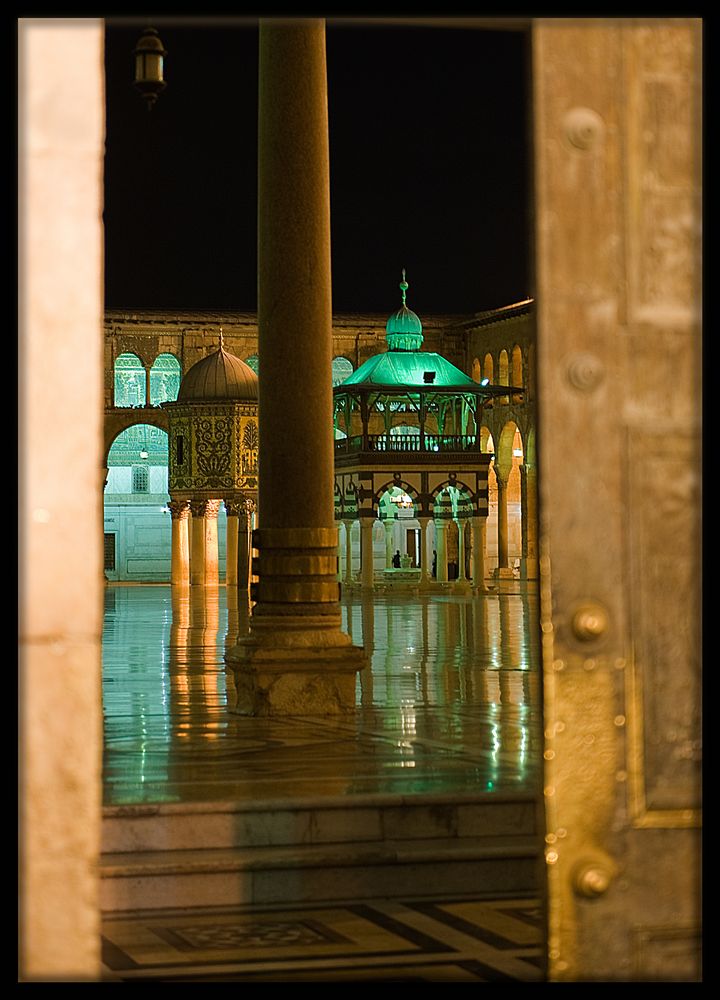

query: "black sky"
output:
104 19 531 316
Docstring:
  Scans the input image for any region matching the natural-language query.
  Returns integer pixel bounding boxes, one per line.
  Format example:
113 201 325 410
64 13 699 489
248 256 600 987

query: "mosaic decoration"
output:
195 416 233 483
150 354 181 405
114 353 146 407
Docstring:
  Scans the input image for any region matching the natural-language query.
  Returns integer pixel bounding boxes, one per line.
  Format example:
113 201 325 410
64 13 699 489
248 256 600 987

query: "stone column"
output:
360 518 375 590
168 499 190 588
494 466 514 580
435 519 449 583
144 365 151 407
19 18 104 980
418 516 430 588
190 499 221 587
472 516 488 592
226 18 365 714
519 462 539 579
457 518 470 588
237 498 254 598
343 520 354 584
384 517 395 569
224 499 240 586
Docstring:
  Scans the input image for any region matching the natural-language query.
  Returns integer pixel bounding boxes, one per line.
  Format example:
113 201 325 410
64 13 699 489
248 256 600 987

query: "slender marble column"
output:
224 499 240 586
384 518 395 569
418 516 430 588
168 499 190 588
226 18 365 714
495 466 513 577
343 520 354 584
519 462 539 579
435 520 449 583
457 519 468 582
472 516 488 592
190 499 221 587
360 518 375 590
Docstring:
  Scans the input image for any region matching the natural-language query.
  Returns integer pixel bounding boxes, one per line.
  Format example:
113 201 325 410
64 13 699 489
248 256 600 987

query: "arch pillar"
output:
360 517 375 589
472 516 489 593
519 462 539 579
435 520 449 583
383 516 395 569
494 465 514 580
418 516 431 589
343 520 355 585
168 499 190 588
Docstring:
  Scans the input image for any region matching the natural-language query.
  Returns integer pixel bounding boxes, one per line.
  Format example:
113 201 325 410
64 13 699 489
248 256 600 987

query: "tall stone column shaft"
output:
226 18 365 714
168 499 190 588
418 516 430 586
519 462 539 579
360 518 375 589
435 520 449 583
343 520 354 584
495 468 511 569
384 518 395 569
472 517 488 592
190 499 221 587
224 500 240 586
457 519 467 581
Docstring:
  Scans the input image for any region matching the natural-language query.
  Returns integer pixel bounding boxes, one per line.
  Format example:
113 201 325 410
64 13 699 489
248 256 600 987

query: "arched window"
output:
498 349 510 403
483 353 494 383
332 356 354 386
114 353 145 407
471 357 482 382
149 353 181 405
244 354 259 374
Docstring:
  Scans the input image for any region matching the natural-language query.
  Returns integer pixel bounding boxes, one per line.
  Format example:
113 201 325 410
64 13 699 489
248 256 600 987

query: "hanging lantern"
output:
133 27 167 111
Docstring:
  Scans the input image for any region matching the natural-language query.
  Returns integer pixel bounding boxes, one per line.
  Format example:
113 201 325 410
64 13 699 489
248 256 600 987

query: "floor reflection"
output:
102 584 542 805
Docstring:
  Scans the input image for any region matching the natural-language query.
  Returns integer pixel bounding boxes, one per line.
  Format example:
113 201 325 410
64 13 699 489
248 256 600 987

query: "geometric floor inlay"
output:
102 896 545 982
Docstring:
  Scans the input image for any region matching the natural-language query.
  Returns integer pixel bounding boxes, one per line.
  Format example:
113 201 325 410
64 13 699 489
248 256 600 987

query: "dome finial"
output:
219 326 224 351
400 268 408 306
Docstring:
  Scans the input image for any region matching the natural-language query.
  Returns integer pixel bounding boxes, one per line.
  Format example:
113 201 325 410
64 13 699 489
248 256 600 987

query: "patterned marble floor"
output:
102 584 542 806
101 894 545 981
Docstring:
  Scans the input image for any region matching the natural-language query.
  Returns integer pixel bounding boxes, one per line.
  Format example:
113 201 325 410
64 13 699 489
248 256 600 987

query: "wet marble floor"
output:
102 584 542 806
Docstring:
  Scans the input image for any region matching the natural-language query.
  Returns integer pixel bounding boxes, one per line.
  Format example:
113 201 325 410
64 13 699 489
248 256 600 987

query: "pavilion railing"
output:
335 433 481 453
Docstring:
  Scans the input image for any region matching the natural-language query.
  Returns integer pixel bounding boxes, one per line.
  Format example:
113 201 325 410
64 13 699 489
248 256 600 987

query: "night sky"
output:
104 19 531 317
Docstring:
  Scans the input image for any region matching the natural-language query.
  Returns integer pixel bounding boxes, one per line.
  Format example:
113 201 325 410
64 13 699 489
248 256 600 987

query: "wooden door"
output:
532 17 702 982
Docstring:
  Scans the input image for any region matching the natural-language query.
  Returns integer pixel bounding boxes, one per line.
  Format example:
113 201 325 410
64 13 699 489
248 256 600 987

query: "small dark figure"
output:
432 550 437 578
392 549 401 568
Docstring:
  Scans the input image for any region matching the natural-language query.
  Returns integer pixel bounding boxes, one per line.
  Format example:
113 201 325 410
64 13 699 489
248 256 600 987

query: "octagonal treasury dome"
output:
178 340 258 402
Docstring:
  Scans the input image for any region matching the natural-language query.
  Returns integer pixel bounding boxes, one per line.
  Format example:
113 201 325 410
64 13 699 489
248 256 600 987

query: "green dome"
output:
385 271 424 351
340 350 476 390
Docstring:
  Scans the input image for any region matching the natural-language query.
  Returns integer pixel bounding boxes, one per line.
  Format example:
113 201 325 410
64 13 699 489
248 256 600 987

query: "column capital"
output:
168 499 190 521
190 498 222 519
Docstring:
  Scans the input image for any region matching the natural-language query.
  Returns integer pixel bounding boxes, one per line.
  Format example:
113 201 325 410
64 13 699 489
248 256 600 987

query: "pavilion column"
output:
494 465 514 579
519 462 539 580
343 520 354 584
435 519 449 583
224 499 240 586
457 518 468 583
472 516 488 592
360 518 375 590
226 18 365 715
418 516 430 588
168 499 190 588
190 499 221 587
384 517 395 569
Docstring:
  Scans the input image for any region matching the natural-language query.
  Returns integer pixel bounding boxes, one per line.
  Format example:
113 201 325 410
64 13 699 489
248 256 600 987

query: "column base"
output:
226 628 367 716
493 566 516 580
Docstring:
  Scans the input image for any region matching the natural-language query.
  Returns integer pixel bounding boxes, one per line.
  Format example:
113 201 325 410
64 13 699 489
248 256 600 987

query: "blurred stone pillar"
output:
418 515 430 588
226 18 365 714
494 466 514 579
472 517 488 593
343 520 354 584
224 499 240 586
19 18 104 980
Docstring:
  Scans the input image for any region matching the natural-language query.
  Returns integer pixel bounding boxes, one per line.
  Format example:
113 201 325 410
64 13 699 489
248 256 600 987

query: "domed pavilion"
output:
162 332 259 588
333 273 514 590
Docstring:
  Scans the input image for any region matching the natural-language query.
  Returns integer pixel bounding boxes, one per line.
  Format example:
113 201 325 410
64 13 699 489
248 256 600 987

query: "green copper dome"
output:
385 270 424 351
337 272 475 390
